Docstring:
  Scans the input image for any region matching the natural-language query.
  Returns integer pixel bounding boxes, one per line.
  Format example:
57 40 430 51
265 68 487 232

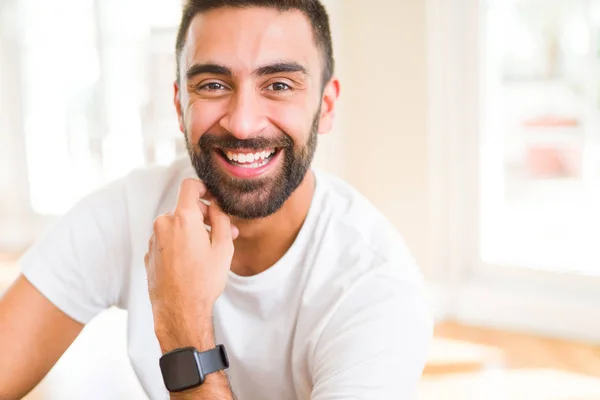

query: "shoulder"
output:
313 170 423 285
305 174 432 397
298 171 430 341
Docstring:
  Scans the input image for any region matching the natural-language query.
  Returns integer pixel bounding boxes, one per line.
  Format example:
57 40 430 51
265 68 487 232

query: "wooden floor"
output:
419 321 600 400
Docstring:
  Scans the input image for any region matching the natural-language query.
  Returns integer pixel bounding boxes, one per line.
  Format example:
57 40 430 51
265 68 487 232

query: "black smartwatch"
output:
159 345 230 393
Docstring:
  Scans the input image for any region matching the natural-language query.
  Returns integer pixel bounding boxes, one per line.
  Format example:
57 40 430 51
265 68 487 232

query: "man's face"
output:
175 7 336 219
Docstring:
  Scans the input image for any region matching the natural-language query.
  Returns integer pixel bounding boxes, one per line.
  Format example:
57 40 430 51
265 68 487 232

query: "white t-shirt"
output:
20 157 432 400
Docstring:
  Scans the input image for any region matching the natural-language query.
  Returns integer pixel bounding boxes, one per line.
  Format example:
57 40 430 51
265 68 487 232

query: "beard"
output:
185 111 319 220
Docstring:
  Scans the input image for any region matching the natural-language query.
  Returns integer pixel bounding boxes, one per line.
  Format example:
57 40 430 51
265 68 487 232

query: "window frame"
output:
427 0 600 342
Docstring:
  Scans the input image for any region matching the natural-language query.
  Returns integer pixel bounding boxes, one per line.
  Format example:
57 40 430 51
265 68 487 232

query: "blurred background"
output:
1 0 600 399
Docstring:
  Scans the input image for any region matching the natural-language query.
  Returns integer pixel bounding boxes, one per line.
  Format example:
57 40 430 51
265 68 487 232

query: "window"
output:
17 0 184 215
480 0 600 275
428 0 600 341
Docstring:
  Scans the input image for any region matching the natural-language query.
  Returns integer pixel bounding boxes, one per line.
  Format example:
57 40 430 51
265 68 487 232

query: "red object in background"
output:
527 146 575 178
522 116 580 128
523 116 582 178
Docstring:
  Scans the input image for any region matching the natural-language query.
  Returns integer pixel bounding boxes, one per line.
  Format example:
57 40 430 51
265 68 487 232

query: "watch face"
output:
160 348 204 392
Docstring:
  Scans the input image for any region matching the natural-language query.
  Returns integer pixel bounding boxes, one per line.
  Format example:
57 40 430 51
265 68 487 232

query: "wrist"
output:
155 314 216 354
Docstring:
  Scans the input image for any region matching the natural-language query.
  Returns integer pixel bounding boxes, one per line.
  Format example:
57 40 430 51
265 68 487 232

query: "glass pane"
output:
480 0 600 274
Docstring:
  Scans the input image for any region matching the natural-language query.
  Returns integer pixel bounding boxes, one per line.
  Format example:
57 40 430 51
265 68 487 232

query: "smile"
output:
214 147 282 178
221 149 277 168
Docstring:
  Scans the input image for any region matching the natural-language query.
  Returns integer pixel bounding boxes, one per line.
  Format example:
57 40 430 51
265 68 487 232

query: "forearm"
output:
156 314 236 400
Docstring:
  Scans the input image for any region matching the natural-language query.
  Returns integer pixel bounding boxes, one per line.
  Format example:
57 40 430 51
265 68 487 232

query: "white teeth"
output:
238 159 270 169
224 149 276 165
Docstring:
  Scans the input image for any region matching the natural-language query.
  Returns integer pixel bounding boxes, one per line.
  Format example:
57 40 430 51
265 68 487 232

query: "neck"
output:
229 171 316 277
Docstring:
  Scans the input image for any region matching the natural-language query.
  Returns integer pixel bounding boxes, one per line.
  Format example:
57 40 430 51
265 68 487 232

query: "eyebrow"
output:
254 62 309 77
186 63 232 80
185 61 309 81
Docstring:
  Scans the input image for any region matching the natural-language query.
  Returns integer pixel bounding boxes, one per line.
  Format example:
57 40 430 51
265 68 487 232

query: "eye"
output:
266 82 291 92
198 82 228 92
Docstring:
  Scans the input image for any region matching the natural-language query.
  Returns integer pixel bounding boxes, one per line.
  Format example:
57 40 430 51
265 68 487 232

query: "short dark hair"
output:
175 0 334 88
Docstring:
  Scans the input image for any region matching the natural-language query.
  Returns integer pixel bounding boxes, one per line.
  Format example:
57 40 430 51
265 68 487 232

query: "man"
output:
0 0 432 399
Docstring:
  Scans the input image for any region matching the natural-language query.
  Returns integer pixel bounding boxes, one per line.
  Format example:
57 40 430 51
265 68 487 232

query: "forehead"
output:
183 7 321 75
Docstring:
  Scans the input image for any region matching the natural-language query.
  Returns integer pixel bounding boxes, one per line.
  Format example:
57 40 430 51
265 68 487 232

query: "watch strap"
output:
198 344 229 375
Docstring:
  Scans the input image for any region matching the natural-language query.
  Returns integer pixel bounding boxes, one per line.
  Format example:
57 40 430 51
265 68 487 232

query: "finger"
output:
196 198 215 233
175 178 207 215
231 224 240 240
148 234 154 251
199 198 237 238
145 234 155 270
203 191 217 203
208 201 234 251
149 233 160 258
198 197 209 218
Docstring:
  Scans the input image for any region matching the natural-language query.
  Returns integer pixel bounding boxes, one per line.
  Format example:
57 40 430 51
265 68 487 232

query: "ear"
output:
173 80 185 133
317 76 341 134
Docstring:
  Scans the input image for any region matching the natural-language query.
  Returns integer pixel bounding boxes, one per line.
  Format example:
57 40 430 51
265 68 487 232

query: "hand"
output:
144 178 238 351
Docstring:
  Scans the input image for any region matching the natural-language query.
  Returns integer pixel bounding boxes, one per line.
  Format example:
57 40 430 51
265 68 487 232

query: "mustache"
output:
199 133 293 151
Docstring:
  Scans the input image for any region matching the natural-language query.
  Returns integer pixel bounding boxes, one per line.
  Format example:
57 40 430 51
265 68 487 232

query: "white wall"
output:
318 0 430 274
311 0 347 178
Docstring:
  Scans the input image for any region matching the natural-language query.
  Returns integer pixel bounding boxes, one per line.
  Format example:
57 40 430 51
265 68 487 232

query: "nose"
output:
219 85 269 140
